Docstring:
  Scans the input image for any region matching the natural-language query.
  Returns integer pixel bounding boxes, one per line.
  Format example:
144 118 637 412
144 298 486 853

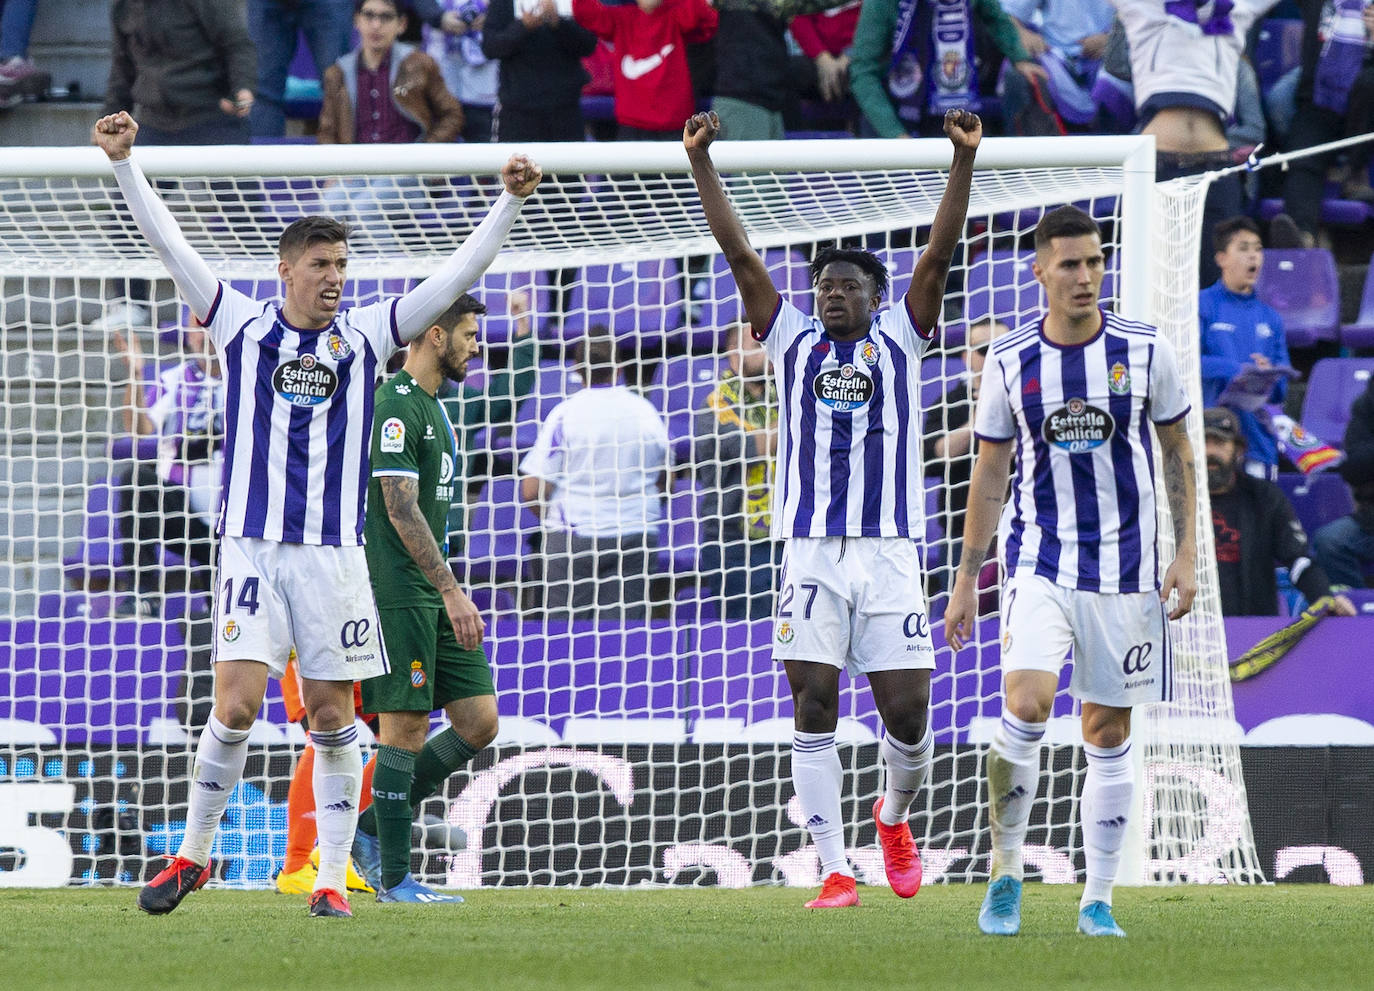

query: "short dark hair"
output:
1033 206 1100 252
278 216 350 261
1213 216 1261 254
810 246 889 299
355 0 404 14
434 292 487 331
578 325 617 386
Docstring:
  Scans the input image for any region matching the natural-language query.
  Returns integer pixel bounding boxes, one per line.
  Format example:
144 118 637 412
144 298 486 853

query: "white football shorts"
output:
212 535 389 682
999 573 1173 707
772 536 935 675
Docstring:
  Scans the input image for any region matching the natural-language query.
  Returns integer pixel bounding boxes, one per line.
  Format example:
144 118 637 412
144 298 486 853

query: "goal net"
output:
0 138 1263 889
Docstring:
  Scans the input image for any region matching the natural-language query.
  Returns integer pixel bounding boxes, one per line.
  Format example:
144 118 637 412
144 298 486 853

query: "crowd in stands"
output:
58 0 1374 624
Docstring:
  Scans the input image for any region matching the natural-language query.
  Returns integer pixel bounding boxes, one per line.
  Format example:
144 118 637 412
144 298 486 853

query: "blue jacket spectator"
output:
1199 217 1290 474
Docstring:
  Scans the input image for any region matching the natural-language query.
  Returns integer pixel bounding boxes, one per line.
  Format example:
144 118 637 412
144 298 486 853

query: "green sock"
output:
371 744 417 890
408 728 480 815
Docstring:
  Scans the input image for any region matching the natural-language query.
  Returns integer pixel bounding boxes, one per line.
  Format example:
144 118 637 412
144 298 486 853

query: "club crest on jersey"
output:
380 418 405 453
1109 362 1131 395
439 452 455 484
776 621 795 645
813 362 874 412
326 334 352 360
273 355 339 407
1043 397 1115 453
860 340 880 366
410 659 427 688
222 619 241 643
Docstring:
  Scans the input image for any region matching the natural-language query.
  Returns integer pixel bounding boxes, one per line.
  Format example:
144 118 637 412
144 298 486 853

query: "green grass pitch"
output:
2 885 1371 990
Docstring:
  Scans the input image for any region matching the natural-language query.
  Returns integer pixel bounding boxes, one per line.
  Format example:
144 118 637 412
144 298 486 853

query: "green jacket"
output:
847 0 1029 139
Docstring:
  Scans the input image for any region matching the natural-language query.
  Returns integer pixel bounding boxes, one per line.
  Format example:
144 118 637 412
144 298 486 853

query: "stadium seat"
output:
875 245 919 305
1257 194 1371 229
1300 358 1374 444
465 477 537 584
964 249 1040 326
1339 258 1374 349
488 360 584 458
1275 473 1355 539
645 354 727 416
657 486 702 575
470 269 555 346
560 258 685 346
62 481 123 587
1256 249 1341 348
919 354 965 413
690 249 811 348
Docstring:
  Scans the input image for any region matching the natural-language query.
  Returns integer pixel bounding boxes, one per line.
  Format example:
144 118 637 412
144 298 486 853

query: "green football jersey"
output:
365 372 460 608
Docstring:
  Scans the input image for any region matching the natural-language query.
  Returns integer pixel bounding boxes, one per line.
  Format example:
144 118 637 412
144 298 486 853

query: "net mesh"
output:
0 143 1262 888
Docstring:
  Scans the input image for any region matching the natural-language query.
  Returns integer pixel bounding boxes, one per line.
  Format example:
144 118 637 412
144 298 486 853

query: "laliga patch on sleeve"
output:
380 417 406 453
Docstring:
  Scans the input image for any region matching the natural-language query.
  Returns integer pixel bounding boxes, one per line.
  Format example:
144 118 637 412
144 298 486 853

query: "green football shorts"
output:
362 604 495 714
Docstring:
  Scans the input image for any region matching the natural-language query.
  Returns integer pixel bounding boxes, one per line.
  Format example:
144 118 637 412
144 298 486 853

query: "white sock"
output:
878 726 933 825
177 713 251 866
791 731 850 879
310 724 362 895
986 712 1045 880
1080 738 1134 908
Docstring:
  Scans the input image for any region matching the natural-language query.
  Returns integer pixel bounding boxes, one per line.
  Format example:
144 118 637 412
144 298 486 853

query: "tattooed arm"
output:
1155 417 1198 620
380 475 485 649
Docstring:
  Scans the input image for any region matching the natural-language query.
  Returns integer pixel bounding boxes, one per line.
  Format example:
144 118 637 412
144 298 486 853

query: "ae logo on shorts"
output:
1122 642 1152 675
340 618 371 648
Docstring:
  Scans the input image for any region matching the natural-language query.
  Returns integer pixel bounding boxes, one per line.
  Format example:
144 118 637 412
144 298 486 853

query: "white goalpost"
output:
0 136 1262 889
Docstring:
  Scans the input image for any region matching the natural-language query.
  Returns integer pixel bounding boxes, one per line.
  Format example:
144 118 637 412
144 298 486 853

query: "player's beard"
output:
440 344 470 383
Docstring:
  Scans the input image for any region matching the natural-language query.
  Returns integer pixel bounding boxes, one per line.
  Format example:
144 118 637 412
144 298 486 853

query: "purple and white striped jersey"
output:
203 282 403 546
759 298 934 539
973 310 1190 594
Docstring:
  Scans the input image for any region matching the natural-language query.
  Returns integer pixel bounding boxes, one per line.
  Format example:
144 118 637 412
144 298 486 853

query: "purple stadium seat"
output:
646 354 727 416
690 249 810 349
470 270 554 346
919 354 965 415
468 585 518 619
1339 258 1374 349
875 246 919 308
1256 249 1341 348
1253 19 1304 89
464 477 537 584
1300 358 1374 445
1275 473 1355 539
228 278 279 301
1258 195 1371 227
489 360 584 458
657 486 702 575
63 482 123 586
964 249 1040 326
561 259 685 346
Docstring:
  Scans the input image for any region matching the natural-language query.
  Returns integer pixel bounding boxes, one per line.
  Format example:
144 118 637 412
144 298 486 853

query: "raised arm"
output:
394 154 542 342
684 111 780 336
943 436 1013 651
1154 417 1198 620
906 110 981 335
379 476 485 649
93 112 220 321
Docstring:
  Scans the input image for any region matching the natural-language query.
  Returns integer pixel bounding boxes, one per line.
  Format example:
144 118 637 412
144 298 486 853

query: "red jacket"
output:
788 1 861 60
572 0 717 132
